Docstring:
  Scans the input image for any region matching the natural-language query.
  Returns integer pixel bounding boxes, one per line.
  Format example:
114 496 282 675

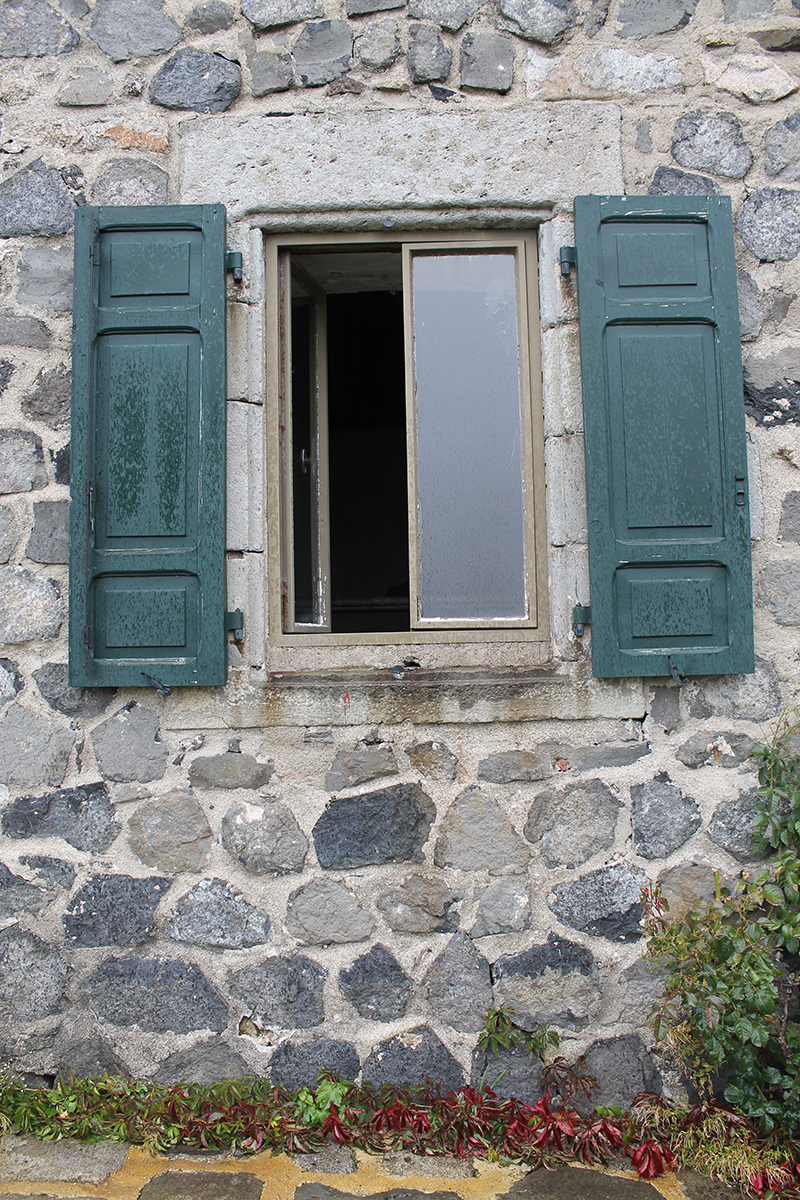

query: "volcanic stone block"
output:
471 1043 545 1103
497 0 577 40
649 165 720 196
17 246 74 311
139 1172 263 1200
88 956 228 1033
185 1 236 32
575 1034 662 1113
685 656 782 721
153 1037 252 1085
356 17 402 68
63 874 170 947
460 31 513 91
676 731 755 769
524 779 621 869
339 944 412 1021
0 928 66 1021
57 68 115 106
92 159 169 205
405 739 459 781
268 1038 360 1090
0 705 73 788
708 790 766 861
478 750 551 783
221 800 309 874
434 786 528 874
408 0 481 27
293 21 352 87
547 862 647 942
491 933 602 1031
231 954 326 1028
242 0 323 28
423 932 492 1032
34 663 116 720
58 1036 127 1080
128 791 213 874
362 1025 464 1092
20 855 76 890
376 873 460 933
26 501 69 564
325 743 398 791
739 188 800 261
190 750 273 789
407 23 451 82
2 781 120 851
0 863 53 919
91 705 169 784
0 431 47 494
631 778 701 859
0 160 74 237
671 112 752 179
21 365 71 428
313 783 435 868
285 878 373 944
87 0 182 61
150 48 242 112
250 51 294 94
169 878 272 948
765 113 800 182
472 879 531 937
617 0 698 36
0 0 79 56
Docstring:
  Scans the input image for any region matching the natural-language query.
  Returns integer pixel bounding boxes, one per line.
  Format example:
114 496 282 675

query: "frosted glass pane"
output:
412 251 527 620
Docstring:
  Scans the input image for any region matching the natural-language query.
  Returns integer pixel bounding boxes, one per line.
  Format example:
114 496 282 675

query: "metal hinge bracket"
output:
572 604 591 637
226 609 244 642
560 246 577 277
226 250 243 283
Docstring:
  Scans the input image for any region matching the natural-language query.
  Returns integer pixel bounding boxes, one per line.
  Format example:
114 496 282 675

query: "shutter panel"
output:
69 204 227 688
574 195 754 679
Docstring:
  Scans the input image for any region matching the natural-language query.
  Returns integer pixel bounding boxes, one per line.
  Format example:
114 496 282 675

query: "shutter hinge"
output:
226 608 244 642
225 251 243 284
735 475 746 506
86 481 95 532
560 246 577 277
572 604 591 637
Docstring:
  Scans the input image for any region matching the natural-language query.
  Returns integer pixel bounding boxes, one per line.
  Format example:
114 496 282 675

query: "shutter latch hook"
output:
667 656 687 688
141 671 172 696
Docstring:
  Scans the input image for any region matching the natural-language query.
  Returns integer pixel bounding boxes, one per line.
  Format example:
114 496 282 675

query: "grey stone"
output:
724 0 774 15
738 271 765 342
685 656 782 721
0 657 20 701
189 749 273 789
19 855 76 890
21 365 71 428
739 188 800 262
290 1189 463 1200
382 1154 475 1180
554 742 651 771
0 568 63 643
2 781 120 851
377 873 460 933
58 1036 127 1080
362 1025 464 1093
765 114 800 183
405 740 458 781
0 359 12 395
0 432 46 495
64 873 170 947
617 0 698 36
293 21 352 87
89 955 228 1033
0 705 73 788
635 118 652 153
338 944 412 1020
671 112 753 180
242 0 323 29
471 1043 544 1102
781 491 800 542
407 0 481 27
0 862 53 919
676 731 756 769
0 0 79 57
585 0 610 34
459 31 513 91
325 744 398 791
576 1035 662 1113
423 932 492 1032
524 780 621 869
619 958 666 1022
92 159 168 206
33 662 115 720
631 778 702 859
0 928 66 1021
478 750 551 783
744 351 800 425
169 878 272 947
139 1174 262 1200
231 953 326 1029
268 1038 360 1090
304 727 333 742
434 786 529 874
128 791 212 874
761 560 800 624
87 0 181 61
185 1 236 33
91 705 168 784
153 1037 251 1085
62 0 90 15
407 23 451 82
222 799 309 874
497 0 576 42
0 1134 127 1184
54 444 71 485
296 1147 357 1173
286 878 373 945
708 790 764 861
575 47 682 94
313 783 435 869
26 501 69 565
472 879 530 937
250 51 294 94
0 310 51 349
0 508 16 565
548 862 647 942
0 160 74 237
649 686 679 732
657 860 717 917
17 246 73 311
57 68 114 105
348 0 404 13
491 933 602 1031
150 48 242 112
649 165 720 196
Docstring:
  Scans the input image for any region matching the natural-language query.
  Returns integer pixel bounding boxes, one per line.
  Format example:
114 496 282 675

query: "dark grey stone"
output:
471 1043 544 1102
560 742 651 771
478 750 551 782
708 790 765 861
285 877 373 945
472 879 530 937
153 1038 252 1085
0 310 52 349
491 934 602 1031
765 113 800 183
635 118 652 153
362 1025 464 1093
422 932 491 1033
676 730 755 769
407 23 451 82
0 862 53 919
139 1174 263 1200
26 501 69 565
313 782 435 869
169 878 271 948
761 560 800 625
54 443 70 485
32 662 115 719
547 862 647 942
738 270 765 342
575 1035 662 1113
649 686 679 731
617 0 698 36
347 0 404 14
0 0 79 57
0 704 73 787
2 781 120 852
91 704 169 784
21 365 71 429
57 68 114 105
63 874 170 947
502 1169 664 1198
672 112 752 179
739 188 800 262
293 21 352 87
0 508 17 567
0 928 66 1021
221 799 309 874
88 0 181 61
376 872 460 933
190 749 273 789
19 855 76 890
496 0 577 43
17 246 73 311
268 1038 360 1090
459 31 513 90
434 786 528 874
242 0 323 29
649 165 720 196
339 944 412 1021
128 790 212 873
685 656 782 720
325 744 398 791
58 1036 127 1080
88 955 228 1033
407 0 481 27
525 779 620 869
0 160 74 237
150 48 242 112
744 357 800 426
781 491 800 542
0 431 47 494
92 159 168 205
185 1 236 32
0 359 13 394
291 1188 462 1200
631 778 701 859
405 740 458 781
250 51 294 94
231 954 326 1029
0 656 22 698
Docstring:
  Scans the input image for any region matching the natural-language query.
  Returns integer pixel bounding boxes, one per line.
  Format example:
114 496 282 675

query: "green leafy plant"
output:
478 1007 560 1059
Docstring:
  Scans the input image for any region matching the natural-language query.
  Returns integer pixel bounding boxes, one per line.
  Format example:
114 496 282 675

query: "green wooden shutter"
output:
574 195 754 680
69 204 227 688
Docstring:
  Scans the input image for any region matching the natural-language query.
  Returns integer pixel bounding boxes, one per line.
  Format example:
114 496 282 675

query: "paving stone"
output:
676 1169 748 1199
471 1043 545 1102
491 933 602 1031
459 32 513 91
128 791 212 874
231 953 326 1029
657 860 717 917
292 1188 462 1200
325 744 398 791
2 781 120 851
0 705 73 787
313 782 435 869
382 1152 476 1178
362 1025 464 1093
251 51 294 93
407 24 451 82
497 0 576 42
169 878 271 947
524 779 621 869
472 879 530 937
576 1034 662 1113
761 560 800 624
405 740 458 781
295 1147 357 1173
0 159 74 237
548 862 647 942
33 662 116 720
631 778 701 859
150 48 242 111
0 0 79 57
0 568 63 646
242 0 323 29
190 749 274 789
222 799 309 874
21 365 71 428
764 113 800 184
64 873 170 947
17 246 74 311
739 188 800 261
57 68 114 105
685 656 782 721
407 0 481 28
185 1 236 32
617 0 698 36
87 0 181 61
57 1036 127 1080
26 500 69 565
0 1133 127 1184
88 955 228 1033
293 21 352 87
91 705 169 784
434 786 528 874
672 112 752 179
0 310 51 349
0 928 66 1021
422 932 491 1032
0 431 46 495
20 855 76 890
92 158 168 205
268 1037 360 1090
708 790 765 861
139 1172 263 1200
153 1037 252 1084
0 862 53 919
286 877 373 944
376 872 460 933
478 750 551 783
574 47 682 93
649 165 720 196
618 957 666 1022
676 731 756 769
339 943 412 1020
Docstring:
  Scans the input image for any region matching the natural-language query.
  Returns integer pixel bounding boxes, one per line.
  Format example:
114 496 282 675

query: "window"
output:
265 231 548 645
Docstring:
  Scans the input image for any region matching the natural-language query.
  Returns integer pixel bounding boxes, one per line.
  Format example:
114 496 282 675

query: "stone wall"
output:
0 0 799 1107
